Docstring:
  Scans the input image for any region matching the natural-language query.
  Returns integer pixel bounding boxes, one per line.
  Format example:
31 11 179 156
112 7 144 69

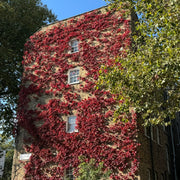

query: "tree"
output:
0 135 14 180
76 156 111 180
0 0 57 137
99 0 180 125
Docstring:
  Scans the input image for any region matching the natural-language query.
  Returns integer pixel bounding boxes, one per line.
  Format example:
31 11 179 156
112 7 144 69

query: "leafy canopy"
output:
76 156 111 180
99 0 180 125
0 0 57 137
0 135 14 180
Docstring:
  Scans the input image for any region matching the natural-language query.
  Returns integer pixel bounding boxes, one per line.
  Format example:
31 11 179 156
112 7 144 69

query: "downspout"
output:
149 125 155 180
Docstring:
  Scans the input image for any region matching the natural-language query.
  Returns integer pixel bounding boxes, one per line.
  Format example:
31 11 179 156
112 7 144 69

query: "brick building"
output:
12 6 170 180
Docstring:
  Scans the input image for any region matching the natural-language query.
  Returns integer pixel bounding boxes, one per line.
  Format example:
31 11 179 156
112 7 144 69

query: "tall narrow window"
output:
70 39 79 53
157 126 161 144
68 68 80 85
147 169 151 180
166 146 170 173
145 126 150 138
66 116 78 133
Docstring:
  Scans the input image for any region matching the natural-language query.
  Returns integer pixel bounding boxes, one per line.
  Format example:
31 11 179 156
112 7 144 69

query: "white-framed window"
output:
65 167 75 180
70 39 79 53
66 116 78 133
68 68 80 85
19 153 31 161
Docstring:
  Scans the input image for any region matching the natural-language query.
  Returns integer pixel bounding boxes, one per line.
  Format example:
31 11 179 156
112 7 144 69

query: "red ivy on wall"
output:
18 8 139 180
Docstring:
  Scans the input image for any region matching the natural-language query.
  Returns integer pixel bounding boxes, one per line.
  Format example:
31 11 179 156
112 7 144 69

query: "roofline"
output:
37 5 109 33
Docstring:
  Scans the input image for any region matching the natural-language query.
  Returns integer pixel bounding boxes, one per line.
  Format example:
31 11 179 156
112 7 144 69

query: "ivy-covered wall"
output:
13 7 139 180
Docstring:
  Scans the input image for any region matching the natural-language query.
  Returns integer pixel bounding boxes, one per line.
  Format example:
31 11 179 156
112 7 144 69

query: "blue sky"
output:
41 0 107 20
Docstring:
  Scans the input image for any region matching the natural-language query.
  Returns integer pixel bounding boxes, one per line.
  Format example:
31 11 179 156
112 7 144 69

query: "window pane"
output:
69 69 80 84
70 77 73 83
67 116 77 133
73 46 78 52
74 76 78 82
71 40 78 46
69 116 76 123
70 71 73 76
70 40 79 53
68 124 74 133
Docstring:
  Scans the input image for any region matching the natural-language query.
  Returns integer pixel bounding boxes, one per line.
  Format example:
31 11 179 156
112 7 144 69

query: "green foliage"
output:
0 136 14 180
0 0 57 137
0 149 14 180
100 0 180 125
76 156 111 180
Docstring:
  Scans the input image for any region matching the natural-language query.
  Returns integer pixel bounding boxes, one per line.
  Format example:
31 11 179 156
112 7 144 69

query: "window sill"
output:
69 50 79 54
68 81 80 85
67 131 78 134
